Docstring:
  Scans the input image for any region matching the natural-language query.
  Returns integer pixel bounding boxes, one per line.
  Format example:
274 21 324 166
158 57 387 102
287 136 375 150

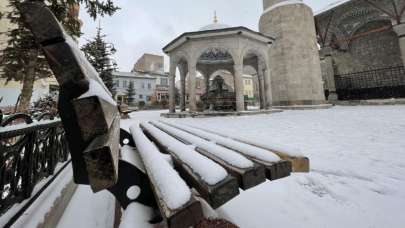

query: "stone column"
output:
169 62 176 113
179 66 187 112
257 63 266 109
204 74 210 95
264 69 273 109
204 74 210 110
188 64 197 112
320 47 338 101
234 63 245 112
393 23 405 68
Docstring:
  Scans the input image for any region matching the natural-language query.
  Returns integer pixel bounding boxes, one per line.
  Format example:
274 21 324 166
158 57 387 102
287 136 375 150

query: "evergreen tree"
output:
127 81 136 106
0 0 119 112
81 24 117 93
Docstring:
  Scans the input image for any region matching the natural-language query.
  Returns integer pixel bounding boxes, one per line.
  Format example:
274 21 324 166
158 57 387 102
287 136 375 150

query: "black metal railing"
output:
334 66 405 100
335 65 405 90
0 112 70 216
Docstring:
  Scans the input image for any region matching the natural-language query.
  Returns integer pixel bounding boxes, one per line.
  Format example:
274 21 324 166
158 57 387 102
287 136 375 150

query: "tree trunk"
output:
17 50 38 113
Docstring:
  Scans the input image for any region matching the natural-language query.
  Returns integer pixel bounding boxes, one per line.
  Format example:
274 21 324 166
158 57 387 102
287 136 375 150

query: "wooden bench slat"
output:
149 121 266 190
160 121 292 180
130 126 203 228
140 123 239 209
190 125 310 172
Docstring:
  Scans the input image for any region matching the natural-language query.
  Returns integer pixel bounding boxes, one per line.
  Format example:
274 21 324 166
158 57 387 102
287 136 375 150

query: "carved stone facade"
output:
316 0 405 100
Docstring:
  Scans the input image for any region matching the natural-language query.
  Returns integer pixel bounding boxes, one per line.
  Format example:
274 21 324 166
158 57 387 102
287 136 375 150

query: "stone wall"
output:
348 21 402 72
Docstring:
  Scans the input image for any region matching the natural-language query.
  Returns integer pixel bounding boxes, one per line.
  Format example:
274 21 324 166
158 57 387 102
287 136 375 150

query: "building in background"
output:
113 71 156 105
133 53 164 73
132 53 169 103
316 0 405 101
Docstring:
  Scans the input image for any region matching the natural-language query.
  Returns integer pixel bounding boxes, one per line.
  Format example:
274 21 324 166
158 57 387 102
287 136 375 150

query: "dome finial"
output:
213 10 218 24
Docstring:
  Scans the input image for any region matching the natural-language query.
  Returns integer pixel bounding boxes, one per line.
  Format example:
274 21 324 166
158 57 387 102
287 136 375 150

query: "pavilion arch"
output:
163 26 274 113
240 47 272 109
193 45 239 66
208 69 235 93
322 3 391 51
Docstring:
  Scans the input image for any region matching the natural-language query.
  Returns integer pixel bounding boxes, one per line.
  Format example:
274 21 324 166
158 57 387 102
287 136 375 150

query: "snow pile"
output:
120 203 154 228
140 122 228 185
150 121 254 169
130 125 191 210
78 79 117 105
161 121 281 163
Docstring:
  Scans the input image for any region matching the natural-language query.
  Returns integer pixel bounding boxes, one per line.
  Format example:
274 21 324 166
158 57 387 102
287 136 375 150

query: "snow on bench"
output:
159 121 292 180
130 126 203 228
149 121 267 190
174 122 310 173
139 122 240 209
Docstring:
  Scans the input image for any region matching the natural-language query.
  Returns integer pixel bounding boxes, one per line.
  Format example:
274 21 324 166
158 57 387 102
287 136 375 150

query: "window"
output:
161 78 168 86
142 83 145 89
116 80 120 88
148 83 151 89
123 80 127 88
139 94 143 99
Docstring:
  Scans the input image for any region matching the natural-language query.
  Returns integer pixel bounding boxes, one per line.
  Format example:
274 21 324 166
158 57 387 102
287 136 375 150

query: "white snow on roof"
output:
263 0 304 14
199 23 230 31
315 0 352 15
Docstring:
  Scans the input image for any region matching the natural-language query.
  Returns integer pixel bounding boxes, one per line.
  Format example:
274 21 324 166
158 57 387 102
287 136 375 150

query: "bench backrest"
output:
20 2 120 192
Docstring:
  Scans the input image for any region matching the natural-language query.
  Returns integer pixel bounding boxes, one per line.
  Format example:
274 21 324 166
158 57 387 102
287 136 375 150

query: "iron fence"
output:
335 65 405 90
0 112 69 216
334 66 405 100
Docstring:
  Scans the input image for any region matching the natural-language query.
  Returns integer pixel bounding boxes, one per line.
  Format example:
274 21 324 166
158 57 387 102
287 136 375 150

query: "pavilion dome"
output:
199 11 230 31
199 23 230 31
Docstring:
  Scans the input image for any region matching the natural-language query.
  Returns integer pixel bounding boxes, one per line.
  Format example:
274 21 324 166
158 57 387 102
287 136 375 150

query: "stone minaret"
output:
259 0 326 106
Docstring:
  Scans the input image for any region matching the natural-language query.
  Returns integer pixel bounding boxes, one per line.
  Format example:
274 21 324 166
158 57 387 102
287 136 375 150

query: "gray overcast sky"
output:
79 0 338 72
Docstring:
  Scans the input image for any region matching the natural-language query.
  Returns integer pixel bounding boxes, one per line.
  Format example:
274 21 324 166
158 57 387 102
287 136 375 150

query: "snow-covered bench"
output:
122 120 308 227
20 3 309 228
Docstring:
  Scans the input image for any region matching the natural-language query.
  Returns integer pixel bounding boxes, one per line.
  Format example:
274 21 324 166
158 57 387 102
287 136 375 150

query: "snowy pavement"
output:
121 106 405 228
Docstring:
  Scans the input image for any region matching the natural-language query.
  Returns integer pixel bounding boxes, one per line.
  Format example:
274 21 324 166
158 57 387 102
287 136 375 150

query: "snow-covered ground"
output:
57 186 115 228
55 106 405 228
122 106 405 228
